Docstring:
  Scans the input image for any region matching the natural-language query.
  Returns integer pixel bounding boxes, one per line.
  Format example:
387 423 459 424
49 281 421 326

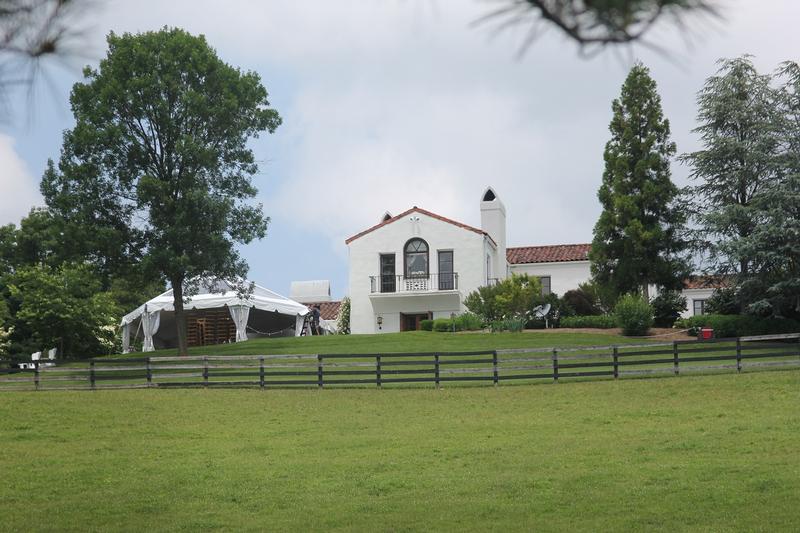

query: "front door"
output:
400 312 431 331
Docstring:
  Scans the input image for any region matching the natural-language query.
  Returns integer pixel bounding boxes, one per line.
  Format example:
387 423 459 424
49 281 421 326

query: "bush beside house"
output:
614 294 654 336
675 314 800 338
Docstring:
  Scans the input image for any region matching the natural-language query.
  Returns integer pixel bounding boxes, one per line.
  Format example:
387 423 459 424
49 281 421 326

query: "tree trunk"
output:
171 277 188 356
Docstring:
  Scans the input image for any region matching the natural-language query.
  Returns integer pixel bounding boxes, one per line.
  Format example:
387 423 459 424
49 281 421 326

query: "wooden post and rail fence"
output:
1 333 799 391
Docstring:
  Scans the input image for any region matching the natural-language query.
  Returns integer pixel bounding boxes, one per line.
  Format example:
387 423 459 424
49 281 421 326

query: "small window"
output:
539 276 551 296
404 238 429 278
693 299 706 316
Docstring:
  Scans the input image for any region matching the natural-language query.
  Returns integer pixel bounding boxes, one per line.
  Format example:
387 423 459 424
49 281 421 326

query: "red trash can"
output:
700 327 714 340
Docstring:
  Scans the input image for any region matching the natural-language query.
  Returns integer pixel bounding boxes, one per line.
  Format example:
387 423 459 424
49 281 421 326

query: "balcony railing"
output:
370 273 459 294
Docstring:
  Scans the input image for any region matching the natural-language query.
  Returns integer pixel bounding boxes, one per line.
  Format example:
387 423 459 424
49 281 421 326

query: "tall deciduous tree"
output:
590 62 689 299
680 56 780 278
42 27 281 355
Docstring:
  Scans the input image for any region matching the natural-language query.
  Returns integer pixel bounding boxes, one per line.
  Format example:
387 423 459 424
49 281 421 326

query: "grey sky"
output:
1 0 798 299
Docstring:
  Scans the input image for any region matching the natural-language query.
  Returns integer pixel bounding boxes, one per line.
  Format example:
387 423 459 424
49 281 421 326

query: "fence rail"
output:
1 333 799 391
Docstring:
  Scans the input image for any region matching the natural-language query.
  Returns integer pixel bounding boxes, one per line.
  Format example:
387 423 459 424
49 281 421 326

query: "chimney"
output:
480 187 507 280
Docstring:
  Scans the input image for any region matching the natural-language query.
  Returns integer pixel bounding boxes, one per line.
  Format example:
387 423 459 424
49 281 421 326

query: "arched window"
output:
404 238 429 278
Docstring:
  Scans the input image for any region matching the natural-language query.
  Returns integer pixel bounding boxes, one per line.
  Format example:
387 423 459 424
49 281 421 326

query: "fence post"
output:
434 354 440 388
34 361 40 391
612 346 618 379
552 348 559 383
90 360 95 390
376 355 382 388
673 341 679 376
259 356 265 388
317 354 323 388
203 356 208 387
492 350 498 386
736 338 742 373
146 357 152 387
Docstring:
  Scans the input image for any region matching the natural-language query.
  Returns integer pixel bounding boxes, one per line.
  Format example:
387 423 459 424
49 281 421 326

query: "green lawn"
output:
1 370 799 531
122 330 652 358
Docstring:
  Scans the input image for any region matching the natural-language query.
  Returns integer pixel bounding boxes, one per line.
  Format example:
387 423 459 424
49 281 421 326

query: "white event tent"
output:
120 280 310 352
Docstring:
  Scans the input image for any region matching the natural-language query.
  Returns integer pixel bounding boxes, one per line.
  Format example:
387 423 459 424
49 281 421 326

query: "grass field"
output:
121 329 654 358
2 370 799 531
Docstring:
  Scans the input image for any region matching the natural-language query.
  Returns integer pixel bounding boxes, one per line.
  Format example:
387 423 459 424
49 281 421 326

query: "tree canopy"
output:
42 27 281 355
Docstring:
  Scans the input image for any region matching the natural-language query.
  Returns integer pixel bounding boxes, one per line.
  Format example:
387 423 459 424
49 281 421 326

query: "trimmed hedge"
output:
675 314 800 338
420 319 433 331
560 315 617 329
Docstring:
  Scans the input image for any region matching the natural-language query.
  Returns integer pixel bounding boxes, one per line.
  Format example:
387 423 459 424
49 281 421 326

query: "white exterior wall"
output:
348 212 496 334
681 288 716 318
509 260 591 296
480 192 507 282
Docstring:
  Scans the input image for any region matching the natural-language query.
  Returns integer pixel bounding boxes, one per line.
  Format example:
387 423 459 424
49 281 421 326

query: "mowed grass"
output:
121 329 651 358
1 370 799 531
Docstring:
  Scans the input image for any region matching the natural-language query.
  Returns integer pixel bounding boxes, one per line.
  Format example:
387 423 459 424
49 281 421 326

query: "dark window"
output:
404 238 429 278
693 299 706 316
539 276 551 296
438 250 454 290
380 254 396 293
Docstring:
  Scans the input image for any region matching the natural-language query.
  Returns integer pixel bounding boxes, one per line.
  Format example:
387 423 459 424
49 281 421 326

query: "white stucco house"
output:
345 187 719 334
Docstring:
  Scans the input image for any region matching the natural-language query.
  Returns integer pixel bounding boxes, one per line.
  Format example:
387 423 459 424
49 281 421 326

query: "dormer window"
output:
404 238 429 278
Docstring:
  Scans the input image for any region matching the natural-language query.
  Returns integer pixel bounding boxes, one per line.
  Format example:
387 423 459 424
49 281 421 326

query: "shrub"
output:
674 314 800 338
507 317 526 332
650 291 687 328
464 274 542 323
336 297 351 334
705 287 739 315
420 319 433 331
490 317 526 332
454 312 483 331
562 288 602 316
578 281 618 314
560 315 617 329
432 318 457 332
614 294 654 336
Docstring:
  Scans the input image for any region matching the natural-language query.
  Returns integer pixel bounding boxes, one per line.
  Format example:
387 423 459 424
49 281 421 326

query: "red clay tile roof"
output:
306 301 341 321
683 276 730 290
345 207 495 246
507 244 591 264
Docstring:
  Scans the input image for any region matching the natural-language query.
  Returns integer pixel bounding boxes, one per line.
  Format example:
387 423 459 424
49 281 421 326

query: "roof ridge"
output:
345 206 496 246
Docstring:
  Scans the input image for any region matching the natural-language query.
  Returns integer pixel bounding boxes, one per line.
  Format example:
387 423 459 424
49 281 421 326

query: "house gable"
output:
346 206 495 246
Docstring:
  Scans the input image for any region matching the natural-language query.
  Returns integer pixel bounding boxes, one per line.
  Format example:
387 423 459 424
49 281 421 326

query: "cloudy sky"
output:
1 0 798 300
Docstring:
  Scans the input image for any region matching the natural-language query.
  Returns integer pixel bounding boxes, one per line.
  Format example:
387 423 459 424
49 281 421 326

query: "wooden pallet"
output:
186 309 236 347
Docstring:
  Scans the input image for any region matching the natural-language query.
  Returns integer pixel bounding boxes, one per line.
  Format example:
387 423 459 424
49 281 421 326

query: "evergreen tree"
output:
590 62 689 299
740 61 800 317
680 56 780 278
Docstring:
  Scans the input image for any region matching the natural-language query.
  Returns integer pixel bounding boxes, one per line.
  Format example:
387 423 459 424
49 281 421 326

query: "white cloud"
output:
0 134 43 225
5 0 800 296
